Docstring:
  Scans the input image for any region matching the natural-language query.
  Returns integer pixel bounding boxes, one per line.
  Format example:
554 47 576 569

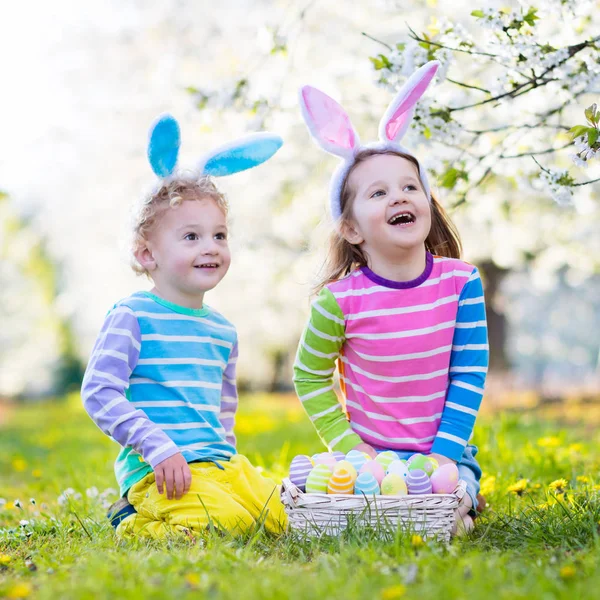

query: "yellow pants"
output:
117 454 287 539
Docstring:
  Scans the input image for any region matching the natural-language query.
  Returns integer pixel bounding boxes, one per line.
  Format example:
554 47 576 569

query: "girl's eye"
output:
184 233 198 241
215 232 227 241
370 189 386 198
404 185 418 192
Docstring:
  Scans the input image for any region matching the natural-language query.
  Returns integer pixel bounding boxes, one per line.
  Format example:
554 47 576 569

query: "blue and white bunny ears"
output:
299 61 440 220
147 114 283 180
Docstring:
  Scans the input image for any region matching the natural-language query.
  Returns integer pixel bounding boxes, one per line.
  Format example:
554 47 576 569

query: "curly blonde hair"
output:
130 176 228 276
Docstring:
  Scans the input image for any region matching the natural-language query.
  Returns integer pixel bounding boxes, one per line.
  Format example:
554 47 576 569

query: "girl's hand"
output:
351 442 377 459
154 453 192 500
428 452 456 467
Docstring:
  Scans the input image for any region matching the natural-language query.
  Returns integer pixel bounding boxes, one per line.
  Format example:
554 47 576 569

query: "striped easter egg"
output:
386 459 409 480
375 450 400 471
381 473 408 496
345 450 368 472
289 455 313 492
327 467 355 495
305 464 332 494
336 460 357 482
406 469 433 495
354 472 381 496
313 453 337 472
332 451 346 462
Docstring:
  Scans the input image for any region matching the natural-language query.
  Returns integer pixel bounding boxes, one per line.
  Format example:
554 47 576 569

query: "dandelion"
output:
507 479 528 496
381 585 406 599
537 436 561 448
6 582 32 599
549 479 568 494
480 475 496 496
560 565 576 579
31 469 42 478
576 476 590 484
411 534 424 548
0 554 11 565
12 458 27 472
185 573 200 589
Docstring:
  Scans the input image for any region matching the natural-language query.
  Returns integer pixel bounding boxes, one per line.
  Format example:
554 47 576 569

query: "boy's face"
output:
137 196 231 308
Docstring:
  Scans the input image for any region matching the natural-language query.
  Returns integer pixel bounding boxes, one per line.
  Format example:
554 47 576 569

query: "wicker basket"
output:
281 477 467 542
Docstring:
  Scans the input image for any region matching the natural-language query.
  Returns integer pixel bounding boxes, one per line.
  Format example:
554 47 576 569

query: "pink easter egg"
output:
359 460 386 485
313 453 337 472
430 463 460 494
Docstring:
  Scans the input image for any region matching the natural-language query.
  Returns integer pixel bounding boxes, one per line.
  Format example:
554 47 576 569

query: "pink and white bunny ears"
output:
299 61 439 220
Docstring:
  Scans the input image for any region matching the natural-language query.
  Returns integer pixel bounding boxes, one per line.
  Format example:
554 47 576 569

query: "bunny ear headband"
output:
147 114 283 181
299 60 439 220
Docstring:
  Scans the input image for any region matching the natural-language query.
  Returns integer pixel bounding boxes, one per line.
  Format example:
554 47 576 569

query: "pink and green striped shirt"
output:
293 253 489 462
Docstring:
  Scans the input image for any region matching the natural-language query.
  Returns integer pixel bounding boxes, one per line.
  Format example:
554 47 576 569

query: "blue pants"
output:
376 445 481 513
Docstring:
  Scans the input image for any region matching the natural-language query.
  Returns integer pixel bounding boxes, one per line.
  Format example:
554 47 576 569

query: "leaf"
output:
568 125 590 139
471 10 485 17
588 128 599 147
369 54 392 70
523 8 539 27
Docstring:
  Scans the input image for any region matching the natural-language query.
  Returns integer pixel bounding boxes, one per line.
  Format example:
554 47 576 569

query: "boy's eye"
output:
370 189 386 198
184 232 198 241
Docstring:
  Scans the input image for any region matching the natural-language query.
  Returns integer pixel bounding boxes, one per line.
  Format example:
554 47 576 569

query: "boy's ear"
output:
339 220 364 245
134 241 157 272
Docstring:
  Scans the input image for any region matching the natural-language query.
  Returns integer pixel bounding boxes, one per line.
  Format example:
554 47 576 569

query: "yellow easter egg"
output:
327 467 355 495
335 460 357 481
381 473 408 496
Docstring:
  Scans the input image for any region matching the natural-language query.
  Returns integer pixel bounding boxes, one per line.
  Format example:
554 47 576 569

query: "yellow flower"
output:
480 475 496 496
12 458 27 472
184 573 200 588
537 436 561 448
576 476 590 484
411 534 424 548
0 554 12 565
549 479 568 494
560 565 576 579
593 484 600 491
31 470 42 479
6 583 32 599
507 479 528 496
381 584 406 599
568 443 584 453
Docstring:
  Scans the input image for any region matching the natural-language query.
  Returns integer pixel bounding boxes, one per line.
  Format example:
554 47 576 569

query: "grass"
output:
1 392 600 599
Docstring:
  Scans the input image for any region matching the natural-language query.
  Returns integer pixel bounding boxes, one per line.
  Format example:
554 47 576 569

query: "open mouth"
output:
195 263 219 269
387 211 416 226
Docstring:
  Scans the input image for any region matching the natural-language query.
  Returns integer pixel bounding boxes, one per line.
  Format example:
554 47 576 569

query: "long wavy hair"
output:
315 148 462 291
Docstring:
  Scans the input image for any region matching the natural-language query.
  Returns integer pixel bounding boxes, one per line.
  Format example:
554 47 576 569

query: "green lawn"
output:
1 393 600 599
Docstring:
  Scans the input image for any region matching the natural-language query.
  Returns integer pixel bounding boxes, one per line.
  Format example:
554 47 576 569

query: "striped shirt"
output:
293 253 489 462
81 291 238 496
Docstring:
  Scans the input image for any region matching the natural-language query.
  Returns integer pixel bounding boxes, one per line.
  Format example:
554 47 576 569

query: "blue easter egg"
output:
354 472 381 496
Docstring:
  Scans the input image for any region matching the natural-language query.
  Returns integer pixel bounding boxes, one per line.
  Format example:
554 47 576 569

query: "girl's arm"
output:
81 305 180 468
293 287 363 453
430 267 489 462
219 340 238 447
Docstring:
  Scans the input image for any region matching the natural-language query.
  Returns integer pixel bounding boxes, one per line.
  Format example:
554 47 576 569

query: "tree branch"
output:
500 142 574 159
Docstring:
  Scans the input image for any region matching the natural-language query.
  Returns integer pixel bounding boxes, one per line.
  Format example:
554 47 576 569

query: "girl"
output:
81 115 287 538
293 62 488 532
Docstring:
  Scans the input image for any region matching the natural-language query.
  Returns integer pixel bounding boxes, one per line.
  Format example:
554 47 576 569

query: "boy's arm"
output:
81 305 180 468
219 340 238 447
293 287 363 453
430 268 489 462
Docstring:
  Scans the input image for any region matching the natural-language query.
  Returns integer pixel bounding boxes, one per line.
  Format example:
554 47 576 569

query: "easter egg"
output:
428 457 439 472
327 467 355 495
406 469 433 495
386 460 409 480
375 450 400 471
332 451 346 462
354 472 381 496
430 463 460 494
359 460 386 484
313 453 337 472
335 460 357 482
289 455 313 491
305 464 332 494
407 453 432 473
380 473 408 496
345 450 368 472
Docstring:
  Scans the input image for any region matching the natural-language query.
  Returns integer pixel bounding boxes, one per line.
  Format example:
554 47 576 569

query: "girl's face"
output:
343 154 431 263
136 196 231 308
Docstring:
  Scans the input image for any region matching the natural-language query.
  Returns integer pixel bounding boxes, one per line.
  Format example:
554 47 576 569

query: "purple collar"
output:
361 252 433 289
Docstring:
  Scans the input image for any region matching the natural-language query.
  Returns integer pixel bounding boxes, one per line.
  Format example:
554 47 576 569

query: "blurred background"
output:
0 0 599 408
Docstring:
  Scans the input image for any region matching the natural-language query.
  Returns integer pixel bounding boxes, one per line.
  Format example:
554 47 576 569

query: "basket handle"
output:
454 479 468 501
281 478 301 508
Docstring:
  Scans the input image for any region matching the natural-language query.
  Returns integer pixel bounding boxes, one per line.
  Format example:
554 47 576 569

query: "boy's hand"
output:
154 453 192 500
351 442 377 459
